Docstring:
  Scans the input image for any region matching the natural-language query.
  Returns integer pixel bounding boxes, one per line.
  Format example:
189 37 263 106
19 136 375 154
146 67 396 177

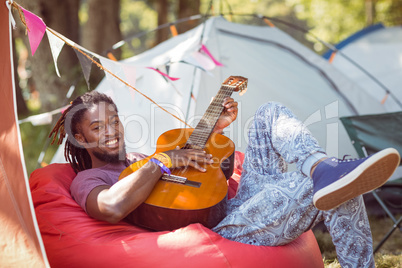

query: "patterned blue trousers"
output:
213 102 375 268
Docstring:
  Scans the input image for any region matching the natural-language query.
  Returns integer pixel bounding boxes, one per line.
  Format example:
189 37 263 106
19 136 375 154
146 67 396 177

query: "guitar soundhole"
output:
161 174 201 188
182 144 205 150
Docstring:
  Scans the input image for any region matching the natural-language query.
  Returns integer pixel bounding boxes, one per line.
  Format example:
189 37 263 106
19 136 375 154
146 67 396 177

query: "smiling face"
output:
74 102 126 168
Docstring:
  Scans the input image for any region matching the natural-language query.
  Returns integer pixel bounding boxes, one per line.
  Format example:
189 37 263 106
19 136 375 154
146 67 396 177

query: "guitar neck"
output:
183 85 234 149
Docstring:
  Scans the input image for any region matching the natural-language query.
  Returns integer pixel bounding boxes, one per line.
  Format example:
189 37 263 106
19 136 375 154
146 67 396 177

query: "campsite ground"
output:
314 214 402 267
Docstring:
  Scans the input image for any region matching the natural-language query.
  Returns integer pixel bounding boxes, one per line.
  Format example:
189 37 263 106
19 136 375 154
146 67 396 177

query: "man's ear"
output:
74 133 86 146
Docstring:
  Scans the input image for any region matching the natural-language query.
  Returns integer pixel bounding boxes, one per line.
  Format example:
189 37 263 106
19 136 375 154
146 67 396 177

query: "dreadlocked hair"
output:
49 91 118 173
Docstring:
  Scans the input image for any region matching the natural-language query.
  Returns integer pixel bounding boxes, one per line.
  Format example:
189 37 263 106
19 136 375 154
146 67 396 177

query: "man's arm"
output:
86 149 214 223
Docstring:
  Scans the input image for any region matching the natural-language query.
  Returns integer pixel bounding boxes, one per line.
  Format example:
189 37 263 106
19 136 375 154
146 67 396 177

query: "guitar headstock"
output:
222 76 248 96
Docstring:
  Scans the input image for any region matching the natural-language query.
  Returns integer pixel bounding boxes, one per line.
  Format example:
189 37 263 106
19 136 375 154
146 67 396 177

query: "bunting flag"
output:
169 24 178 37
146 67 180 81
98 57 138 101
99 57 128 88
183 51 215 73
20 7 46 56
328 51 337 63
147 64 182 96
122 63 137 88
381 92 389 105
18 113 52 126
18 105 68 126
46 29 64 77
74 49 93 90
191 92 196 102
200 44 223 67
191 51 215 70
263 17 275 27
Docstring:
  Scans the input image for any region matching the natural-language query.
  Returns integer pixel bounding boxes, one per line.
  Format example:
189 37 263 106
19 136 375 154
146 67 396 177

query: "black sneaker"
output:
312 148 400 211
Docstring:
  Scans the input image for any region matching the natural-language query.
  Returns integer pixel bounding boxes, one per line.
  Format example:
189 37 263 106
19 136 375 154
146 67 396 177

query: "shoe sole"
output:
313 148 400 211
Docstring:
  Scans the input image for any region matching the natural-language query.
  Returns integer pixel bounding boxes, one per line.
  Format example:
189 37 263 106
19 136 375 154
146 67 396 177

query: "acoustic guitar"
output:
119 76 248 231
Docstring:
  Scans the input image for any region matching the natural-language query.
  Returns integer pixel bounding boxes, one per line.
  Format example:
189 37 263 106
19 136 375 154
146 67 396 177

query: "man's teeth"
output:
106 139 118 145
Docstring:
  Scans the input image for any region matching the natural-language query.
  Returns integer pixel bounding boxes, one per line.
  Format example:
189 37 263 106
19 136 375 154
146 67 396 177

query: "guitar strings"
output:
187 83 241 145
185 85 234 148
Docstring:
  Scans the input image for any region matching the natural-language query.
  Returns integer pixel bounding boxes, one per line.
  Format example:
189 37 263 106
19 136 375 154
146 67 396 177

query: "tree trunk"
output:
177 0 200 33
82 0 122 57
82 0 122 87
153 0 169 45
365 0 376 26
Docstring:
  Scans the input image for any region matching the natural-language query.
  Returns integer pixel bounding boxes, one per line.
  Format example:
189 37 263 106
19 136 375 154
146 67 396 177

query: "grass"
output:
314 214 402 268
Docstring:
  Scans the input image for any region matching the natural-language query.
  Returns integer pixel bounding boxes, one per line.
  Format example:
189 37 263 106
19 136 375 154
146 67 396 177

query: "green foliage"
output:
114 0 402 56
119 0 158 58
20 122 60 176
285 0 402 53
286 0 366 52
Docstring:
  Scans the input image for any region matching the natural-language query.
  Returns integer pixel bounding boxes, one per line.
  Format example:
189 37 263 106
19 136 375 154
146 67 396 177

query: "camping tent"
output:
323 24 402 112
0 4 48 267
82 17 387 161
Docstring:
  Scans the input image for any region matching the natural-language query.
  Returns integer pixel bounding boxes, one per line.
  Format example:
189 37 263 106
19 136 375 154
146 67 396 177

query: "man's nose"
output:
104 124 117 136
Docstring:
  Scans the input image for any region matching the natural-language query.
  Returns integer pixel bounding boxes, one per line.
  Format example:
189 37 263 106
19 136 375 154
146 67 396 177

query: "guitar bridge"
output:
161 174 201 188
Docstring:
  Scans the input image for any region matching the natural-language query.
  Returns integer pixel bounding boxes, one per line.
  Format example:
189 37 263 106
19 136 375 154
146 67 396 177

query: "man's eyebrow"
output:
110 114 119 120
89 120 102 126
89 115 118 125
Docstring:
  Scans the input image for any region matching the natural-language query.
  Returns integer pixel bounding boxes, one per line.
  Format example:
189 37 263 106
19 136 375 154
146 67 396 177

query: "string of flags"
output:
7 0 224 126
18 105 70 126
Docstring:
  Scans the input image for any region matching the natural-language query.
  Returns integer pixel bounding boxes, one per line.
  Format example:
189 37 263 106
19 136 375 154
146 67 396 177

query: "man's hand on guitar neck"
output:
163 146 214 172
213 97 238 134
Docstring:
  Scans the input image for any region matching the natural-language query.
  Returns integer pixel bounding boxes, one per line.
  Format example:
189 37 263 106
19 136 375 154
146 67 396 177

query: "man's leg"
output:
233 102 325 203
213 102 375 266
214 102 324 245
321 196 375 267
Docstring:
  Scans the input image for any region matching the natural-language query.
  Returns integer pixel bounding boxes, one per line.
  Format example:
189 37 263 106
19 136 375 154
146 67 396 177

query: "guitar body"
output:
119 128 235 231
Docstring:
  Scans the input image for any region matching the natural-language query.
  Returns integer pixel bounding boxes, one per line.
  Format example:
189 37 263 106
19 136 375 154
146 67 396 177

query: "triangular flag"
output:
146 67 180 81
150 65 182 96
74 50 93 90
29 113 53 126
99 57 127 89
165 64 170 76
121 63 137 88
46 29 65 77
191 92 197 102
183 51 215 71
20 7 46 56
200 44 224 67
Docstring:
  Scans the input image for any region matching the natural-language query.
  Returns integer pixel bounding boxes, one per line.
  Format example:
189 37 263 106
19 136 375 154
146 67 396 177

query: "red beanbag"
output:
30 152 324 268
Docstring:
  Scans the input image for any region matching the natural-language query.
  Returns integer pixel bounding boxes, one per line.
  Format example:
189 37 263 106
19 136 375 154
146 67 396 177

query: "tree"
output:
365 0 376 25
82 0 122 58
150 0 170 44
82 0 122 87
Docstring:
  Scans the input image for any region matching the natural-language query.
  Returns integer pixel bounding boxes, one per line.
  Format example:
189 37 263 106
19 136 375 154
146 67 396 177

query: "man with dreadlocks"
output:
50 90 399 267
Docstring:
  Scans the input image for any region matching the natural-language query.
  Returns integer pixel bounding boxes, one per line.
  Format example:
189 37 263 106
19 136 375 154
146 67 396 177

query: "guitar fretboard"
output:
183 85 234 149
